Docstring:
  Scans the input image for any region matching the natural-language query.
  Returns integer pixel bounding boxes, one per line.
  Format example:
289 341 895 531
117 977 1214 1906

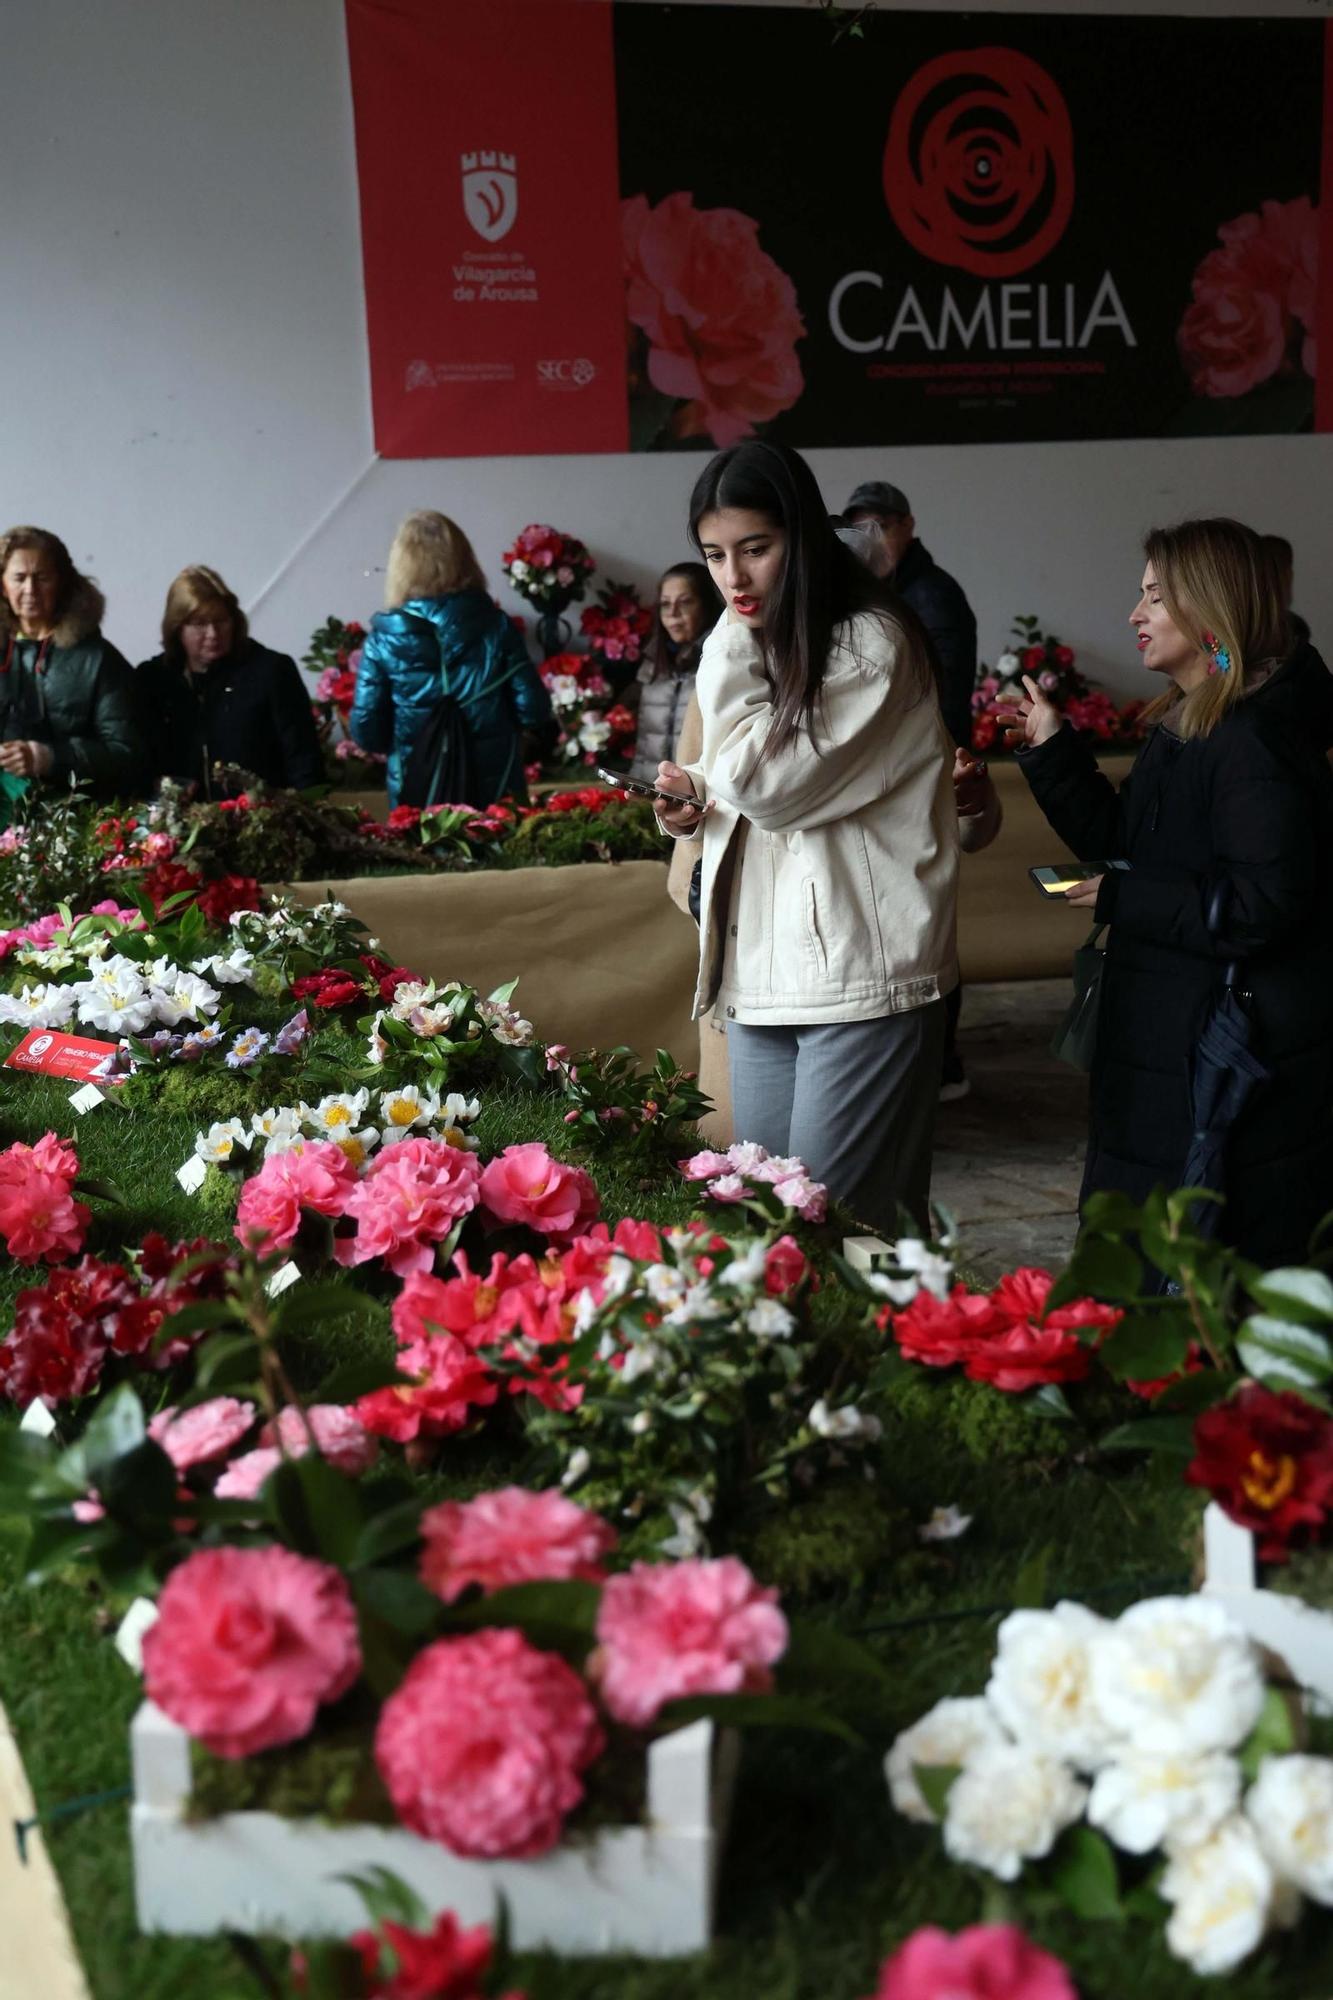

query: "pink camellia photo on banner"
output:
345 0 1333 456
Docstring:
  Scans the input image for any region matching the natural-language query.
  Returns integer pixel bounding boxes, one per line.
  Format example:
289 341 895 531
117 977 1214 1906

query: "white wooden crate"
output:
1201 1503 1333 1708
131 1704 737 1955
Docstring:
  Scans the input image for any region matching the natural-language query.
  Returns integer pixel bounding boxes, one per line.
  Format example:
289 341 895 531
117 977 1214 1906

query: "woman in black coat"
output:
138 566 323 798
1008 518 1333 1269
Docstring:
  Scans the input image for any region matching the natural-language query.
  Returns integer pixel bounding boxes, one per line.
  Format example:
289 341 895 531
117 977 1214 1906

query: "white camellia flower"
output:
1246 1754 1333 1903
577 718 612 753
717 1240 768 1289
378 1083 440 1137
1088 1750 1241 1854
621 1338 666 1385
809 1400 883 1444
251 1106 303 1146
995 650 1022 677
1161 1817 1281 1975
0 982 76 1029
302 1089 371 1137
191 949 256 986
663 1281 725 1329
918 1505 973 1543
327 1127 379 1170
150 967 221 1026
986 1601 1116 1768
744 1298 796 1340
943 1742 1088 1881
642 1263 687 1311
560 1447 591 1489
74 956 155 1034
1088 1596 1265 1756
885 1696 1010 1823
892 1238 954 1300
194 1119 253 1164
440 1092 480 1124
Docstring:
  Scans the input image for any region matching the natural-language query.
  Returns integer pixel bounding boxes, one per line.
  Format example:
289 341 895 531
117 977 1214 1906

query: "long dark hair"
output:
687 441 929 763
644 561 720 680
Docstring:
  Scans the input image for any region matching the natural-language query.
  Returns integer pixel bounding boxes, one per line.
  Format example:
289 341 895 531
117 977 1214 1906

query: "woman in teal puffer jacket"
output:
351 511 553 809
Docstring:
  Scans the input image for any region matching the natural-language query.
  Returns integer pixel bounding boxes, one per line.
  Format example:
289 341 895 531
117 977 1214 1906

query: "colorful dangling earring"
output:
1202 631 1232 674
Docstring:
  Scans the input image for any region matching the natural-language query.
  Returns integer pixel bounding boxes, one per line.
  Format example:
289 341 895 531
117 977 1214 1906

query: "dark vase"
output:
536 608 573 661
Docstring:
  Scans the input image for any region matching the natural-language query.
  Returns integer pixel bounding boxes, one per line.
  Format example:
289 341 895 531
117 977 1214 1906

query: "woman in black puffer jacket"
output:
1009 518 1333 1269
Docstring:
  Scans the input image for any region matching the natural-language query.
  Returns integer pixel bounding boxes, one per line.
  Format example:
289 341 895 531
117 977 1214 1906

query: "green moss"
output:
189 1701 393 1825
742 1479 909 1598
1272 1542 1333 1611
881 1369 1068 1466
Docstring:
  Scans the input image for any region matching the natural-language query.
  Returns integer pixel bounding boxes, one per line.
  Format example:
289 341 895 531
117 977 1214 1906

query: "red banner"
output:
4 1029 123 1082
346 0 628 457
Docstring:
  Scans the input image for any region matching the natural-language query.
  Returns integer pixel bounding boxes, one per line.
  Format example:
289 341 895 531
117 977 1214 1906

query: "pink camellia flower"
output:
771 1173 827 1223
141 1545 361 1756
419 1486 617 1603
337 1139 482 1277
0 1132 91 1264
869 1924 1077 2000
354 1332 499 1442
623 191 806 447
478 1144 600 1243
593 1556 788 1728
1178 197 1318 398
258 1403 378 1475
375 1627 604 1857
679 1149 733 1181
705 1172 749 1203
234 1142 357 1251
214 1446 282 1501
149 1397 257 1471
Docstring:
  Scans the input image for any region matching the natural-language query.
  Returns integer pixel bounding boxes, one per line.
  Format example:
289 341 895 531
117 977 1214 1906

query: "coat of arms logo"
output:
461 151 518 243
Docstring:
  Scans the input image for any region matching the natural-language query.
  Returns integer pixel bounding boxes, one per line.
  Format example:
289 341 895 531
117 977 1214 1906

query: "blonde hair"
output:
385 511 485 608
161 565 247 662
1141 519 1288 741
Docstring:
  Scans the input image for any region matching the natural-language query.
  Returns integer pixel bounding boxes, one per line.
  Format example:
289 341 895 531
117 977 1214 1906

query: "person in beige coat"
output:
655 441 959 1233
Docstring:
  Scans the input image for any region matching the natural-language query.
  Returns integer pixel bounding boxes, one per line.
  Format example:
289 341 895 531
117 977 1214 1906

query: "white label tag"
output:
70 1083 106 1113
264 1261 301 1298
18 1400 57 1438
842 1234 895 1272
114 1597 159 1672
176 1155 209 1193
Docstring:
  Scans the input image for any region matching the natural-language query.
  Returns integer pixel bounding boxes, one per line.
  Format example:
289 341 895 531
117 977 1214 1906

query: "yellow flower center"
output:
1240 1449 1297 1511
335 1137 367 1166
324 1105 353 1127
388 1100 417 1125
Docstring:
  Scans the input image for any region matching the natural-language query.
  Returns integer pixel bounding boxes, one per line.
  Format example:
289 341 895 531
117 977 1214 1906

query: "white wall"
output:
2 0 1328 696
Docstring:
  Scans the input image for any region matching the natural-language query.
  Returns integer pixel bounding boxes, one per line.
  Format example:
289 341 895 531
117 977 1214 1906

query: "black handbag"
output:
688 857 702 924
1051 923 1107 1072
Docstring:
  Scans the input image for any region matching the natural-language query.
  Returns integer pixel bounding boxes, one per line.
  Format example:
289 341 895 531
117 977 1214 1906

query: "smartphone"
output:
597 767 695 806
1029 861 1130 896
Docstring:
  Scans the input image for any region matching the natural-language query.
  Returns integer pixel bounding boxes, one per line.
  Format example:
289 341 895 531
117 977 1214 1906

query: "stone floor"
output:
932 978 1086 1280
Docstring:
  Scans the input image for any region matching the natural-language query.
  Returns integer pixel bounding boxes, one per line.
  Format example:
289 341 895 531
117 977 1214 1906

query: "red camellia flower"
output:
351 1910 518 2000
962 1320 1093 1393
0 1256 136 1405
764 1234 809 1297
1186 1384 1333 1560
989 1266 1122 1340
195 874 261 926
885 1285 1009 1369
1020 646 1046 673
141 858 203 913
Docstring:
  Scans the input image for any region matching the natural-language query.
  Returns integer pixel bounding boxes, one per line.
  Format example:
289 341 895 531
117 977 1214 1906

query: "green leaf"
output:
1013 1543 1051 1609
446 1578 600 1652
77 1384 147 1482
1239 1686 1297 1781
1051 1825 1122 1920
97 1439 178 1528
0 1430 58 1511
73 1177 126 1206
1098 1313 1191 1385
1235 1315 1332 1389
315 1356 407 1405
1099 1414 1199 1456
335 1865 429 1932
1248 1268 1333 1324
268 1454 364 1565
1027 1384 1076 1422
657 1691 863 1745
352 1566 442 1637
24 1513 117 1580
486 978 520 1005
1046 1237 1143 1310
913 1761 961 1819
781 1619 895 1700
352 1495 430 1567
273 1283 386 1336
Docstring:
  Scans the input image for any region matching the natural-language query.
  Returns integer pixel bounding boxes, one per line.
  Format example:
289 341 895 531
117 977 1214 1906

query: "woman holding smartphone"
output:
654 441 958 1234
1007 517 1333 1266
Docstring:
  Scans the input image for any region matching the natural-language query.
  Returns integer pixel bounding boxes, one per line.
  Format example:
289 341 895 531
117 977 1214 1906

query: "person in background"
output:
627 561 720 784
1007 517 1333 1268
655 440 958 1236
0 525 144 799
1255 533 1333 758
1262 534 1310 646
139 566 323 798
840 488 982 1098
352 510 553 810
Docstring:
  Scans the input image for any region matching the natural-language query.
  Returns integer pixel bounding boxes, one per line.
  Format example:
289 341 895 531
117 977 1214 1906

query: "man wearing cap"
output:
845 479 979 1100
843 480 976 751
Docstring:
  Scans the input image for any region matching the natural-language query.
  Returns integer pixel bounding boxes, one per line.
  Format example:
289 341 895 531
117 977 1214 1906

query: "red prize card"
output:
3 1029 125 1084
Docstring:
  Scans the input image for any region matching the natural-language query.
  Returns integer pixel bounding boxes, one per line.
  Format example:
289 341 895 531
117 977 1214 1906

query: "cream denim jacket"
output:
677 613 960 1025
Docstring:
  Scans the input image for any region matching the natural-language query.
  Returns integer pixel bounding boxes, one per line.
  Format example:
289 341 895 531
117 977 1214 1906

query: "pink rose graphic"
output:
1178 196 1318 399
623 191 805 446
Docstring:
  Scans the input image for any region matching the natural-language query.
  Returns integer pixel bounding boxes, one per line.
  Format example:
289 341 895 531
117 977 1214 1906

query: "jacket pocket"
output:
802 878 829 976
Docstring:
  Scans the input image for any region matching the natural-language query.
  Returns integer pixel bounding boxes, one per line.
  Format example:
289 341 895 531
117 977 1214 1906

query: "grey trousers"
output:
727 1001 946 1235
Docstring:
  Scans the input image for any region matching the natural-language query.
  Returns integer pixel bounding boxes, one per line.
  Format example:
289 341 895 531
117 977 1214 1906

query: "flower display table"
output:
131 1705 735 1956
285 860 700 1065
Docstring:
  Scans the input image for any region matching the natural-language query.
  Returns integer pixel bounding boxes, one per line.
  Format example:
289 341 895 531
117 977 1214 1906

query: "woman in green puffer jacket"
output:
0 525 146 801
350 511 553 810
